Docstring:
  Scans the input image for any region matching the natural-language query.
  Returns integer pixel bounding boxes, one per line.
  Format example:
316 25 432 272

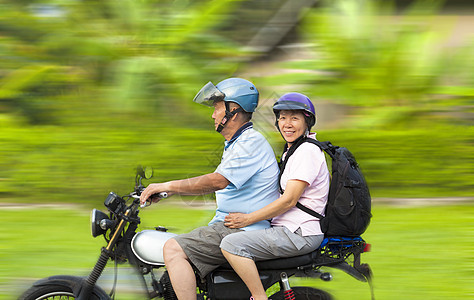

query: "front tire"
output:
270 286 333 300
19 284 75 300
19 281 110 300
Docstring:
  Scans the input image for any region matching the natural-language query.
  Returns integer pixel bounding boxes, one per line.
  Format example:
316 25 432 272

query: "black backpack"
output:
279 137 372 237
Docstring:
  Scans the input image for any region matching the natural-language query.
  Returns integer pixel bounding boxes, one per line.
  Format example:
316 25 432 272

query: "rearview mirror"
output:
136 165 153 180
144 166 153 179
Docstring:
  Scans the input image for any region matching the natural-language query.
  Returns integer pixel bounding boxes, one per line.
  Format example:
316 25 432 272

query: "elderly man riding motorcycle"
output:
140 78 280 300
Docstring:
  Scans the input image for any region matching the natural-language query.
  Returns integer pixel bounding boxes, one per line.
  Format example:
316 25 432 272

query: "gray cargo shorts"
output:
173 222 243 277
220 226 324 261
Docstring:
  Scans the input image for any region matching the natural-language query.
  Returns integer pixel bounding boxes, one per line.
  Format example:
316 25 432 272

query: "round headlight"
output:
91 209 110 237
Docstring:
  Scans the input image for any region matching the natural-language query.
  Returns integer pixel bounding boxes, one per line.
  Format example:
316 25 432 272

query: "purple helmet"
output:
273 92 316 129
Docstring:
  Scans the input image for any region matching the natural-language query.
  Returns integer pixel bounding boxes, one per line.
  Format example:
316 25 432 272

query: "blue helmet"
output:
194 78 259 112
216 78 259 112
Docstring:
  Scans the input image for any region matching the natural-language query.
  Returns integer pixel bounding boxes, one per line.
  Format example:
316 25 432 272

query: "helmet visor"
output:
273 100 309 112
193 82 225 107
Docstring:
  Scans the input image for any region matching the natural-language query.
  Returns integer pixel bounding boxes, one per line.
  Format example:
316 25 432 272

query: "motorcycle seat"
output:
218 236 364 271
255 251 317 270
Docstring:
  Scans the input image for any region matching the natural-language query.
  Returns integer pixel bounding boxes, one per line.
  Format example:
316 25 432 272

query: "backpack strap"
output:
295 202 324 219
278 135 307 194
304 139 337 160
278 137 335 219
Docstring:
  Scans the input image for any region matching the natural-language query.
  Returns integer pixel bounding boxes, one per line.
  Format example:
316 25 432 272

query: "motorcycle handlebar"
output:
139 192 168 208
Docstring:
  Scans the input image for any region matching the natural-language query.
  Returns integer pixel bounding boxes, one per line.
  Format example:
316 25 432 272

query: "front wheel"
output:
19 276 110 300
270 286 333 300
19 284 75 300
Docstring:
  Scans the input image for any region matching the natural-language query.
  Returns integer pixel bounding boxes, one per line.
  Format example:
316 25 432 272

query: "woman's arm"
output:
224 179 308 229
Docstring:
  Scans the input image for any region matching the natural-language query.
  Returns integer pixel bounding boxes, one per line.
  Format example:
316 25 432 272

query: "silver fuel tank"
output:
131 230 178 265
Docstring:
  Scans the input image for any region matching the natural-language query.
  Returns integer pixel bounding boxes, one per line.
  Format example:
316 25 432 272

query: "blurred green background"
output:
1 0 473 299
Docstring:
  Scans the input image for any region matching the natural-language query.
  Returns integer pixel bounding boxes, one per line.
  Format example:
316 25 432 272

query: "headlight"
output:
91 209 110 237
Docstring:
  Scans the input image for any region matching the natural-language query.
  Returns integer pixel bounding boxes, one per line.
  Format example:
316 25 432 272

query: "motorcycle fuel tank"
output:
131 230 177 265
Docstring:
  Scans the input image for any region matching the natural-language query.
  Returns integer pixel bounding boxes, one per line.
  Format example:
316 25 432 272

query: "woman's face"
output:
277 110 307 146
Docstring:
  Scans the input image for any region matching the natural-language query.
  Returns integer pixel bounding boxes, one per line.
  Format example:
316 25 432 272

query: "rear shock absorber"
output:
280 272 295 300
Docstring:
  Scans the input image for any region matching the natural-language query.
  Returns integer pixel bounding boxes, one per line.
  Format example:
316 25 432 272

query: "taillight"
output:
363 243 371 252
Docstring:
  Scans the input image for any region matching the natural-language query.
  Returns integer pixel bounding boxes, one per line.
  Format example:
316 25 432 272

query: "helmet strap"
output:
216 102 243 133
305 129 310 137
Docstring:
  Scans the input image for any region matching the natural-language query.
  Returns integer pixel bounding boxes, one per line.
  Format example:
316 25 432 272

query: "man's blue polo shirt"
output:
209 122 280 231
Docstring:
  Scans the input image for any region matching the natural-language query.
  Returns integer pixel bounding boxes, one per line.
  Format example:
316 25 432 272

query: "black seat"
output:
218 251 317 271
216 236 365 271
255 251 318 270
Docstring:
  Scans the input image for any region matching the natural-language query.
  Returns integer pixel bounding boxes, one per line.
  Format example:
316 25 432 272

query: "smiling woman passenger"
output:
220 92 331 300
277 110 307 145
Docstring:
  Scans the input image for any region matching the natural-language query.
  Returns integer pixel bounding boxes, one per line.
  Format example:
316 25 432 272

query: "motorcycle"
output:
19 167 374 300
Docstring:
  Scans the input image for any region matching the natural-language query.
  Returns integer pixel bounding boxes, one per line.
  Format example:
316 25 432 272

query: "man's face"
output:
212 101 226 132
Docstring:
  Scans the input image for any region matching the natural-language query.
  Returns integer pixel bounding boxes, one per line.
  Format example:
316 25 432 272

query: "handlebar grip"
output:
140 192 168 208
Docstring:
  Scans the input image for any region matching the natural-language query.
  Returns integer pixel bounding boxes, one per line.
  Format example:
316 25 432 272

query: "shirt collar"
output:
224 122 253 150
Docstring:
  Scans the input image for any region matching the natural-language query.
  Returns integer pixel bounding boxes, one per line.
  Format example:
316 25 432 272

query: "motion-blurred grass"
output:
1 203 473 300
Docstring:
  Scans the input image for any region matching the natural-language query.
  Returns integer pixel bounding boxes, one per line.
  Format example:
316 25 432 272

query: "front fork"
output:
77 209 132 300
77 248 111 300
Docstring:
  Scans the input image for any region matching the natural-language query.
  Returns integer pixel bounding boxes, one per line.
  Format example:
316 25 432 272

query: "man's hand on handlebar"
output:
139 183 170 207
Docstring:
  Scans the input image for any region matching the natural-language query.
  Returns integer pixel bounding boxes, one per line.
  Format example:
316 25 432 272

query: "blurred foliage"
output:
0 0 245 203
0 0 245 124
263 0 473 127
0 0 473 204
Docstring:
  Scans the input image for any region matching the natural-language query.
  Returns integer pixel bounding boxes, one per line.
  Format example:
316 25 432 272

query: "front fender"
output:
30 275 110 299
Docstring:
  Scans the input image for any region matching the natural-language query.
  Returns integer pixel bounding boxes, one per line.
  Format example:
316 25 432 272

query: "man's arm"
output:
139 172 230 205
